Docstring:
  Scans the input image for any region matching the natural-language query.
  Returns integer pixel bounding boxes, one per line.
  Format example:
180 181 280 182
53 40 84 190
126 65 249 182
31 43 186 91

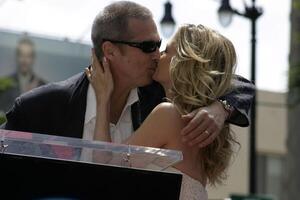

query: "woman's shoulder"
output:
152 102 180 115
129 102 185 148
151 102 184 127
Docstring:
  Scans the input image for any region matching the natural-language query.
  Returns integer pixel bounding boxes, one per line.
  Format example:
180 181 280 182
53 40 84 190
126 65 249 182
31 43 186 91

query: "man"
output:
2 1 254 148
0 37 46 112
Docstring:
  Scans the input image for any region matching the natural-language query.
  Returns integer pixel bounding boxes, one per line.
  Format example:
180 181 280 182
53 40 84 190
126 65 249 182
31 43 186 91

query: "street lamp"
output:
160 1 176 38
218 0 234 27
217 0 263 194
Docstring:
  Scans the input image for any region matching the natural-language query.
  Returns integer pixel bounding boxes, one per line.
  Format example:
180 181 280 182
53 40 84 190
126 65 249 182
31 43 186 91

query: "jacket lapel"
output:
131 82 165 131
131 101 141 131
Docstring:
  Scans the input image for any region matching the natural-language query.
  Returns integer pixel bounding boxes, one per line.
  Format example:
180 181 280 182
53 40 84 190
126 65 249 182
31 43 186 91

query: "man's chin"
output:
19 69 31 75
138 78 154 87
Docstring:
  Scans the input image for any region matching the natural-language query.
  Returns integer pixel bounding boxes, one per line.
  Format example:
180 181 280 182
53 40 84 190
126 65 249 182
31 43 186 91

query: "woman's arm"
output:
86 50 114 142
93 96 112 142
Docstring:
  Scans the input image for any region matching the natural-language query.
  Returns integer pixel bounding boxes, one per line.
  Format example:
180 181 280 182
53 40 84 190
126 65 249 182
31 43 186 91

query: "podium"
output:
0 130 183 199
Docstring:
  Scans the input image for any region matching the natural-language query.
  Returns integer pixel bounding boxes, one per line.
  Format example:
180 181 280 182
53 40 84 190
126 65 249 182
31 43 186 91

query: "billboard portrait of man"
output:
0 37 46 112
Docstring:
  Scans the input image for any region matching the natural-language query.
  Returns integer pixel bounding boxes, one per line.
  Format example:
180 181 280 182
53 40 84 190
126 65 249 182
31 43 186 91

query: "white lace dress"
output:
168 167 208 200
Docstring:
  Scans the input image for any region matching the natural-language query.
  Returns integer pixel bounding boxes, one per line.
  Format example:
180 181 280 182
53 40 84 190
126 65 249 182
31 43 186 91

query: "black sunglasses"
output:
103 39 162 53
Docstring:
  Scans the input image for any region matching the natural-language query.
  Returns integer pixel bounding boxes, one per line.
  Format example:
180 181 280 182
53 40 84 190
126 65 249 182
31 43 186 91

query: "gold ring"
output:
88 73 93 80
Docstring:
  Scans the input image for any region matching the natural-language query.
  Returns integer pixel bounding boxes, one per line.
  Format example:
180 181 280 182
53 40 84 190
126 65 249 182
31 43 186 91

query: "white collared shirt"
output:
18 73 31 93
82 84 139 144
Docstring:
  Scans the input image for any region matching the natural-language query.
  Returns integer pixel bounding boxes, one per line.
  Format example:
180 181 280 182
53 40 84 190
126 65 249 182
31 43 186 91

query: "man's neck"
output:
18 71 32 78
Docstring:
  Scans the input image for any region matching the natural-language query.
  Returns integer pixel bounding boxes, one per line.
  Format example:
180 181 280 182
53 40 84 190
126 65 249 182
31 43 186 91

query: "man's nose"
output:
151 48 160 60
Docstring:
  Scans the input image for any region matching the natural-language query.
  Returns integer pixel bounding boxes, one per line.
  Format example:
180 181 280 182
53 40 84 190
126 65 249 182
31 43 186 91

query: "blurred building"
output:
207 90 287 200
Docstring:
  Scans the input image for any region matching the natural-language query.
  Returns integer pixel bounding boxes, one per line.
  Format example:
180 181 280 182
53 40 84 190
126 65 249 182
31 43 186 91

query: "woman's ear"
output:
102 41 115 60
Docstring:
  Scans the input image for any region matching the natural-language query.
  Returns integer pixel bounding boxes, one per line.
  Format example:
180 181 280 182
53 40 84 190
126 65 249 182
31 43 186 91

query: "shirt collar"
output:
84 84 139 124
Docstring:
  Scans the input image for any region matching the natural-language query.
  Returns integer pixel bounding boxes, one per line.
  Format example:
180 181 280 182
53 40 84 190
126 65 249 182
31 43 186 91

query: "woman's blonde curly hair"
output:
170 24 239 186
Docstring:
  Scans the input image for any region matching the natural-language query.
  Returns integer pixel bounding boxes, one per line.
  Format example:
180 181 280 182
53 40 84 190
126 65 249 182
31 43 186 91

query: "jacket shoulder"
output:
19 72 86 106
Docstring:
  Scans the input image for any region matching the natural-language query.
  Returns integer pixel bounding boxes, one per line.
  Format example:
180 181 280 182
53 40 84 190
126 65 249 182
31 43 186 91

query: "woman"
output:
86 24 239 200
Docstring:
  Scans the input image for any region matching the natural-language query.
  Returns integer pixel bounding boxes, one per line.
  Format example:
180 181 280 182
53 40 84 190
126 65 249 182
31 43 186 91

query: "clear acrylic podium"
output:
0 130 183 199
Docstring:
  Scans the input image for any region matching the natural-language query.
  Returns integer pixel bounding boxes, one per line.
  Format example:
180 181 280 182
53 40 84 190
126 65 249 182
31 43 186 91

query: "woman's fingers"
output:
87 51 114 98
102 57 112 74
91 49 103 73
102 57 114 91
102 57 108 72
85 67 92 81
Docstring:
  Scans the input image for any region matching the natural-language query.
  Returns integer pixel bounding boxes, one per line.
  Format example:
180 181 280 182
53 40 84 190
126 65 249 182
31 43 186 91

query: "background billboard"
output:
0 30 91 113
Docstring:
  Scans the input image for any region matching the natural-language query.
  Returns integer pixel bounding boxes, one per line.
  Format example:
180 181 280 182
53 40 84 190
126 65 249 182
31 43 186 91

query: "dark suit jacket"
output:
2 71 255 138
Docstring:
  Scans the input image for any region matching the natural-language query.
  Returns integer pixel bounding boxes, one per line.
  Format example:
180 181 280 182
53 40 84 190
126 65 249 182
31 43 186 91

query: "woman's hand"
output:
86 49 113 142
181 101 228 148
85 49 114 102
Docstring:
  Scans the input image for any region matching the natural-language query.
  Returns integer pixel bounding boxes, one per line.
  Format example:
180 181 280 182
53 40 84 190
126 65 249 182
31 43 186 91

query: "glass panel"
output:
0 129 183 171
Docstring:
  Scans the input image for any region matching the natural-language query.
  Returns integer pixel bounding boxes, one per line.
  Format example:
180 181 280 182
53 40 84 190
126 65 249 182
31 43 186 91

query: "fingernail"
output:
103 57 107 62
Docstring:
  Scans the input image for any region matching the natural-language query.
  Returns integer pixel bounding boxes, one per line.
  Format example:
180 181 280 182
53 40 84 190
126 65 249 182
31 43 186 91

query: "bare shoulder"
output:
128 102 185 148
150 102 184 129
152 102 180 114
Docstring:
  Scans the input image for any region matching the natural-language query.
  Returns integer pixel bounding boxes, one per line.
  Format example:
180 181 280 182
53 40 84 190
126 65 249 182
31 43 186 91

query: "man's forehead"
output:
127 18 160 41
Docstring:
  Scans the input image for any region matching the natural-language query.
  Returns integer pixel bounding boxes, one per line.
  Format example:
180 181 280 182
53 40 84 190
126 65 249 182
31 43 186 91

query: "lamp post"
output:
217 0 263 194
160 1 176 38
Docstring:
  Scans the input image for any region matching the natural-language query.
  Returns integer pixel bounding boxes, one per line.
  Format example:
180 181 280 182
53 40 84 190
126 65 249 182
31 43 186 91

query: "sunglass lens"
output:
142 42 156 53
142 41 161 53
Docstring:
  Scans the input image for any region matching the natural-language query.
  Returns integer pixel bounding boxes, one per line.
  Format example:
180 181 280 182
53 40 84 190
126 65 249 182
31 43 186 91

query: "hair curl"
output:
170 24 239 185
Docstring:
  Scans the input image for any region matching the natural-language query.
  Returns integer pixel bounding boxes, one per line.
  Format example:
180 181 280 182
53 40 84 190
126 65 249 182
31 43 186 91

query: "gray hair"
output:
91 1 153 59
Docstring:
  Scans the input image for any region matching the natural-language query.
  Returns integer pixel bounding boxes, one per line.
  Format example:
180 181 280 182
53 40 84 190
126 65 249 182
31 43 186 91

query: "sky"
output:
0 0 291 92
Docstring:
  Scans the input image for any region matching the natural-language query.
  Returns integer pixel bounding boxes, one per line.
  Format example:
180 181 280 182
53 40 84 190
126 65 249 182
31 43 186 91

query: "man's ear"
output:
102 41 116 60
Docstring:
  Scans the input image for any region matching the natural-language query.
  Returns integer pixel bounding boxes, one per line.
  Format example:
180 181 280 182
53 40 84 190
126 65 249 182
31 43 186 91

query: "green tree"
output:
284 0 300 199
0 77 15 125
